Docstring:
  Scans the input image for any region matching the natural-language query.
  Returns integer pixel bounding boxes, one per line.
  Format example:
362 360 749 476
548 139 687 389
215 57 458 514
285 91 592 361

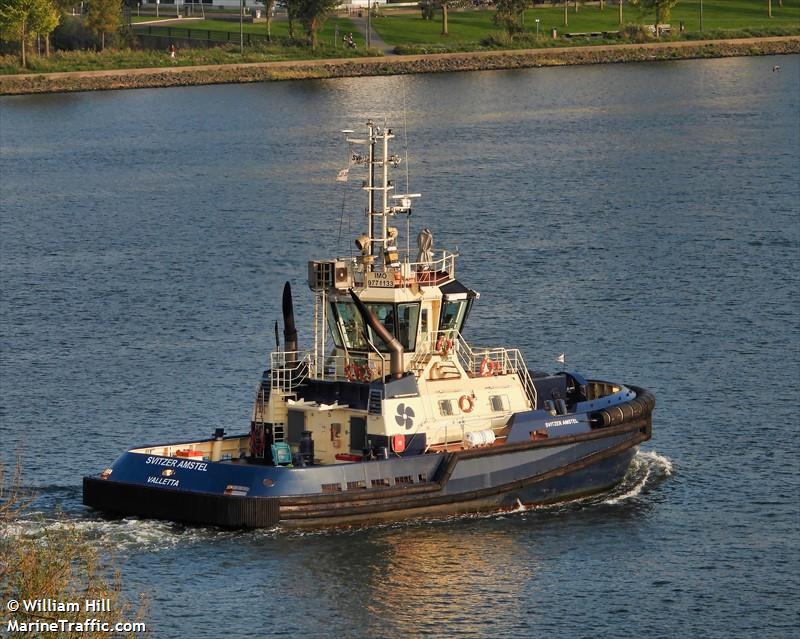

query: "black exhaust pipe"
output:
348 289 404 380
282 282 298 361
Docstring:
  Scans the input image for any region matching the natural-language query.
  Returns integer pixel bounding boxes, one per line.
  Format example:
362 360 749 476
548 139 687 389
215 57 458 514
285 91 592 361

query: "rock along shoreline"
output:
1 36 798 96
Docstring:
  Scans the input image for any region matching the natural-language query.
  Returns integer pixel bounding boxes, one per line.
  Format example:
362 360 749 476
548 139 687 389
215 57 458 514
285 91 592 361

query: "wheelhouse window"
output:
365 303 395 352
439 299 472 334
328 300 420 353
396 303 420 351
331 302 368 351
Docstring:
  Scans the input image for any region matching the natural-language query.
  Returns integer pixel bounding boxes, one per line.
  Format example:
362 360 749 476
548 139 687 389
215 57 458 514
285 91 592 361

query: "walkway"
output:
349 14 395 55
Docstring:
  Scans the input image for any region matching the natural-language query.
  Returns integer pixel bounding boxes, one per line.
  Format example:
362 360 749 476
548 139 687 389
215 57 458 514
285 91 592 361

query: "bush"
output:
0 462 147 637
52 15 96 50
482 30 514 48
619 23 655 42
419 1 435 20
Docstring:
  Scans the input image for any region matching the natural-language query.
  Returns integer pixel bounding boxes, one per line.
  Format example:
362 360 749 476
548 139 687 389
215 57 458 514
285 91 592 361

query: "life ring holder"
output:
459 394 475 413
480 357 495 377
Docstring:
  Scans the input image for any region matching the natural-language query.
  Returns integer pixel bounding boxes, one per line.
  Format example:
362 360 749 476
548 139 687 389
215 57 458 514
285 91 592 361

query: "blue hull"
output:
84 405 651 528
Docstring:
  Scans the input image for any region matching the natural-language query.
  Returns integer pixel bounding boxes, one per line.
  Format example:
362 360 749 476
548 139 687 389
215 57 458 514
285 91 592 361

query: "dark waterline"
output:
1 57 799 638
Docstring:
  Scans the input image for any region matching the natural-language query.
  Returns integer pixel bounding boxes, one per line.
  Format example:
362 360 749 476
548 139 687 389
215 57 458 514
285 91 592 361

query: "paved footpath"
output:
349 14 395 55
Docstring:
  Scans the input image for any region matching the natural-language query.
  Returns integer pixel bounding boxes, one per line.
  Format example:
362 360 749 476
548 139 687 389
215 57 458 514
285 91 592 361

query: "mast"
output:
346 121 417 270
366 123 395 268
367 120 375 261
381 126 391 250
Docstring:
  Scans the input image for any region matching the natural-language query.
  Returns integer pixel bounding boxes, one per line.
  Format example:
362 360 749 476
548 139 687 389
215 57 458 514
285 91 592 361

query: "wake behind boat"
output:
83 121 655 528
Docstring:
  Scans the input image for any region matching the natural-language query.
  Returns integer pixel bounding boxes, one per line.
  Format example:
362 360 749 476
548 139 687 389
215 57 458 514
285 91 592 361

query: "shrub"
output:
52 15 95 50
0 462 147 637
619 23 654 42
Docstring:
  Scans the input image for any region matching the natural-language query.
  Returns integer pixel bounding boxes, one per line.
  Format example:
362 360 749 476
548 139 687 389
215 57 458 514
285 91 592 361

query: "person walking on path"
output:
349 14 394 54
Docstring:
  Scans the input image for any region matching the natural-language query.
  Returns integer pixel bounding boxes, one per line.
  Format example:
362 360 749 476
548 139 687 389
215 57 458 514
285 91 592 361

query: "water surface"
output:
1 56 799 638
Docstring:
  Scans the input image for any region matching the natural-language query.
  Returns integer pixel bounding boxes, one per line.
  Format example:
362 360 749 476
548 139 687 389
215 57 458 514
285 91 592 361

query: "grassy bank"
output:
374 0 800 51
2 37 798 96
0 16 370 75
0 44 381 74
0 0 797 75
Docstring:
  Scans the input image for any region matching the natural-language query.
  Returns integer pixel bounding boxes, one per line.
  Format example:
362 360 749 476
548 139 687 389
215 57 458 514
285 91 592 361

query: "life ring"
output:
392 434 406 453
358 364 374 382
345 363 361 382
480 357 495 377
436 336 453 356
459 394 474 413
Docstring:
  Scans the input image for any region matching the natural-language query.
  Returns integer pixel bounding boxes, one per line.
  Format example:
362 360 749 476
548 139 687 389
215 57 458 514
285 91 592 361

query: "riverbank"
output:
2 36 798 95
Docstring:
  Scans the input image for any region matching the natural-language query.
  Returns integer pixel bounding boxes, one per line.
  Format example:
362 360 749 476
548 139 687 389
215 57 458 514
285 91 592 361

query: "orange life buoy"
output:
392 434 406 453
345 363 360 382
436 335 452 356
480 357 494 377
358 364 373 382
459 394 474 413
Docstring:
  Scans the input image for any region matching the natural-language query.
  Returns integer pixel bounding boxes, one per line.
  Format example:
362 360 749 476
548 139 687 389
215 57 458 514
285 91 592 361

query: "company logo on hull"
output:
395 403 415 430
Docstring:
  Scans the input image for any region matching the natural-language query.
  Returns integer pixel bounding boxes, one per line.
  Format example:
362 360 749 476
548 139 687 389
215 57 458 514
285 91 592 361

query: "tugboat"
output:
83 121 655 528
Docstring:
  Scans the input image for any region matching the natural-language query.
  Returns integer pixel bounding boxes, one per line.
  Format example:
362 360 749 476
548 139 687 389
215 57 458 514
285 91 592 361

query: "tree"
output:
435 0 468 36
285 0 299 39
295 0 337 49
30 0 58 55
0 0 60 67
84 0 120 50
263 0 276 41
494 0 528 37
629 0 678 25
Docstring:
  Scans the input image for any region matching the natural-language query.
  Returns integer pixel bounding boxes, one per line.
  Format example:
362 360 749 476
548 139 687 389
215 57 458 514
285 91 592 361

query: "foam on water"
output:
3 450 675 546
602 450 674 505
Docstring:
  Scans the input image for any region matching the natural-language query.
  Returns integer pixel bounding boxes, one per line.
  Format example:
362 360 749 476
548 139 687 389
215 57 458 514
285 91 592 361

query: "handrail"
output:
431 329 538 409
269 351 311 392
270 348 386 388
338 249 457 289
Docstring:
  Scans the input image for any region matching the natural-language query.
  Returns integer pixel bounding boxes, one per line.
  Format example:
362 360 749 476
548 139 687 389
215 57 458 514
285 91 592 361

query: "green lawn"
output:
0 16 372 74
134 16 367 49
373 0 800 47
3 1 797 74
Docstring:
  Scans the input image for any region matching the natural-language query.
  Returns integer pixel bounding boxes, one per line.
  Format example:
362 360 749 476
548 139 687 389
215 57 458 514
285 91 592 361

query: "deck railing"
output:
269 349 387 391
430 329 538 409
267 332 537 409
